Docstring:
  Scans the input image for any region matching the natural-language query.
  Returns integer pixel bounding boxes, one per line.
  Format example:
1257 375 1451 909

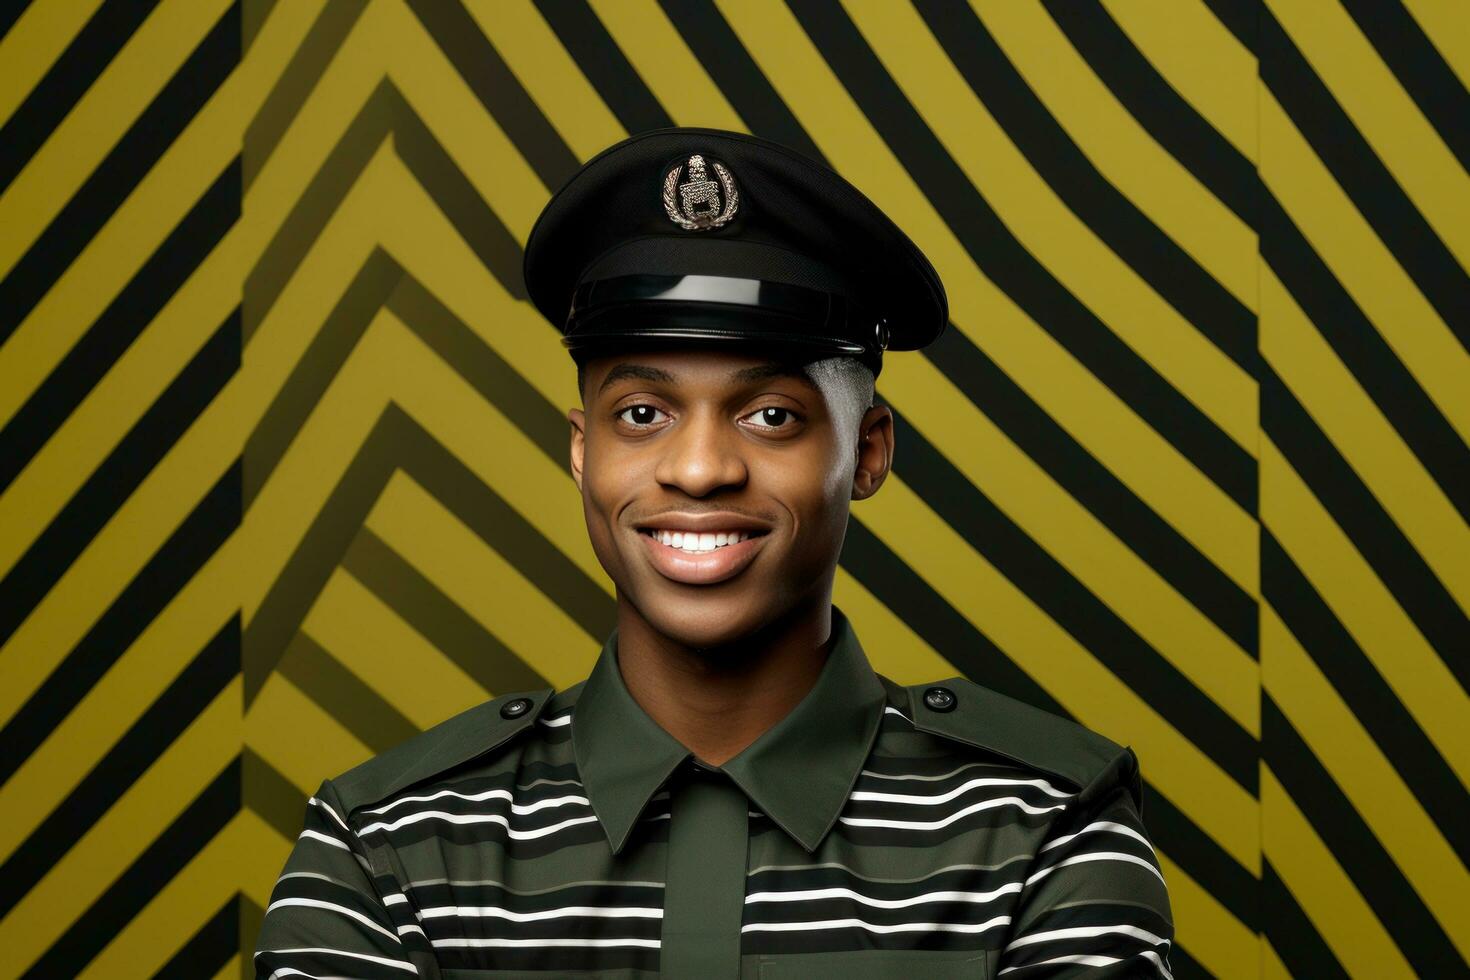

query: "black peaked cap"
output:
523 128 947 377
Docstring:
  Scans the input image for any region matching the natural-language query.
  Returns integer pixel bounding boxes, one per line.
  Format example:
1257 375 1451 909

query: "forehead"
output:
587 350 817 397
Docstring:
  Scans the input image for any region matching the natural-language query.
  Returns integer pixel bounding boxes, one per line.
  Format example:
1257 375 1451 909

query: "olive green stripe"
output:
342 527 550 697
278 628 422 754
243 746 308 843
243 0 367 189
244 248 402 507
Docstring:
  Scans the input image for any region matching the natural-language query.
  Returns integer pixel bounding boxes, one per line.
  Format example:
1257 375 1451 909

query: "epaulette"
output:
331 687 555 816
902 677 1133 800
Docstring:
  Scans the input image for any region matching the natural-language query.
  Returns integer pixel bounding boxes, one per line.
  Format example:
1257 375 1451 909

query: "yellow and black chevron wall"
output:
1 0 1466 976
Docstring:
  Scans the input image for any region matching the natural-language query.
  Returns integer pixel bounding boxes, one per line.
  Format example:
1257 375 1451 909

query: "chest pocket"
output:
756 948 993 979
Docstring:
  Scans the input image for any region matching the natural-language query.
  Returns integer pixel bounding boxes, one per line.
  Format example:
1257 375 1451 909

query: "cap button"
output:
923 686 957 713
500 697 533 719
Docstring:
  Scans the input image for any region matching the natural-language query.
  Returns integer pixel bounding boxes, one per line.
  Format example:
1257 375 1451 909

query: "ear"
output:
568 407 587 492
851 404 894 501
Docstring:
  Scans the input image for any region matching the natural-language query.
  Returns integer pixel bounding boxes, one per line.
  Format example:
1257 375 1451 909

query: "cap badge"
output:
663 154 739 231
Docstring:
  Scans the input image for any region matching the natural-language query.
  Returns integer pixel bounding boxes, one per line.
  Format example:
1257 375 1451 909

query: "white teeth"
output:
647 529 754 553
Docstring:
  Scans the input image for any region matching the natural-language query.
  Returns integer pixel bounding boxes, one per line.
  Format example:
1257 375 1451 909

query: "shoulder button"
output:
500 697 533 719
923 685 957 713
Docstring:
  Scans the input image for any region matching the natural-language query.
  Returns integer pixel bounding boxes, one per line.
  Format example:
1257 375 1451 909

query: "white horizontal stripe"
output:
360 809 602 839
860 761 1054 787
851 775 1071 806
382 893 407 906
743 914 1011 935
432 937 660 949
265 898 402 944
297 829 350 852
1041 819 1152 853
419 904 662 922
265 969 329 979
256 948 417 974
1026 851 1166 886
746 883 1022 909
540 712 573 727
309 797 351 833
841 795 1066 830
396 923 428 939
1004 923 1170 952
363 788 590 817
748 858 1033 881
999 953 1120 973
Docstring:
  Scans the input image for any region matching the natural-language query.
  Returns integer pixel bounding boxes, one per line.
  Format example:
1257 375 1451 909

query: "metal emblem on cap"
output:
663 154 739 231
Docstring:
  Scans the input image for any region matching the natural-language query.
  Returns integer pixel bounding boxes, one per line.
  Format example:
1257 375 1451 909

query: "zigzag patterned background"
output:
1 1 1466 976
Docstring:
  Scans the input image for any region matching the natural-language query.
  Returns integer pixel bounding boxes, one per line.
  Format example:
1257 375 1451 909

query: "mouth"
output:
636 526 772 585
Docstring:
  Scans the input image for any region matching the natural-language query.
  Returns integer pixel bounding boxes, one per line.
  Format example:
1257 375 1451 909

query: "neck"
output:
613 595 835 767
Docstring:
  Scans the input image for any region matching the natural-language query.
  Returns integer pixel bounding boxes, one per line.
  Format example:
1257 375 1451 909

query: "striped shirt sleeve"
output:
254 779 420 980
996 749 1174 978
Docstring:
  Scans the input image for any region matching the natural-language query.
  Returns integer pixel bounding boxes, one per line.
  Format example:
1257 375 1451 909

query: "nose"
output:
653 407 748 498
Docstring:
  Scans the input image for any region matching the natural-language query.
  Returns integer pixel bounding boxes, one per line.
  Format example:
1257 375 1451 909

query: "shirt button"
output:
923 686 957 713
500 697 533 719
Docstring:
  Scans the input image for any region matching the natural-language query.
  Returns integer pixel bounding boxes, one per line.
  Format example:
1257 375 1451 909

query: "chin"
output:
628 579 791 652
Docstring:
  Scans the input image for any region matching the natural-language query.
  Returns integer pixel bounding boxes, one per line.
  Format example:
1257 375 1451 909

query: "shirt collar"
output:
571 605 888 855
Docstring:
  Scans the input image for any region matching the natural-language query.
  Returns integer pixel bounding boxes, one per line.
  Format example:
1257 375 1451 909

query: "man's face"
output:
568 348 892 650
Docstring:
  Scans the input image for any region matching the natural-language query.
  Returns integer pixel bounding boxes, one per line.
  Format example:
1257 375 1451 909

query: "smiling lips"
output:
638 527 769 585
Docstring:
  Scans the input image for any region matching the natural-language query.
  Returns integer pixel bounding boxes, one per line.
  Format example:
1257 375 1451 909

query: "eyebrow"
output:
596 361 813 395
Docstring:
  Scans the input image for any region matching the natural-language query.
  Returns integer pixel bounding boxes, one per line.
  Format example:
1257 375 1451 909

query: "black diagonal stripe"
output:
1051 0 1470 531
20 757 241 980
1341 0 1470 177
0 2 239 347
0 1 31 42
278 630 420 753
925 325 1257 656
0 308 238 646
1263 861 1348 980
0 0 162 194
243 0 367 188
888 407 1258 792
153 893 238 980
0 618 236 920
1260 195 1470 527
0 160 238 496
0 462 241 788
1262 531 1470 867
1252 2 1470 350
914 0 1258 378
1261 366 1468 691
838 520 1259 933
1264 699 1461 975
406 0 579 189
841 518 1055 712
787 0 1255 513
658 0 825 163
572 0 1252 653
1140 782 1259 932
533 0 671 135
1042 0 1259 230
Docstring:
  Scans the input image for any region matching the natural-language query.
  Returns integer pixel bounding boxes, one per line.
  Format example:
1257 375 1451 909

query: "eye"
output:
617 404 669 427
742 406 801 430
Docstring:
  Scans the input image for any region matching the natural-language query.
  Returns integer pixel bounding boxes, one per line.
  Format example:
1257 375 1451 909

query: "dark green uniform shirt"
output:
255 606 1173 978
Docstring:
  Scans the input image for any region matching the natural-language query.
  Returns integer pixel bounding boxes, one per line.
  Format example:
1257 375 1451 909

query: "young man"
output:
255 129 1173 978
